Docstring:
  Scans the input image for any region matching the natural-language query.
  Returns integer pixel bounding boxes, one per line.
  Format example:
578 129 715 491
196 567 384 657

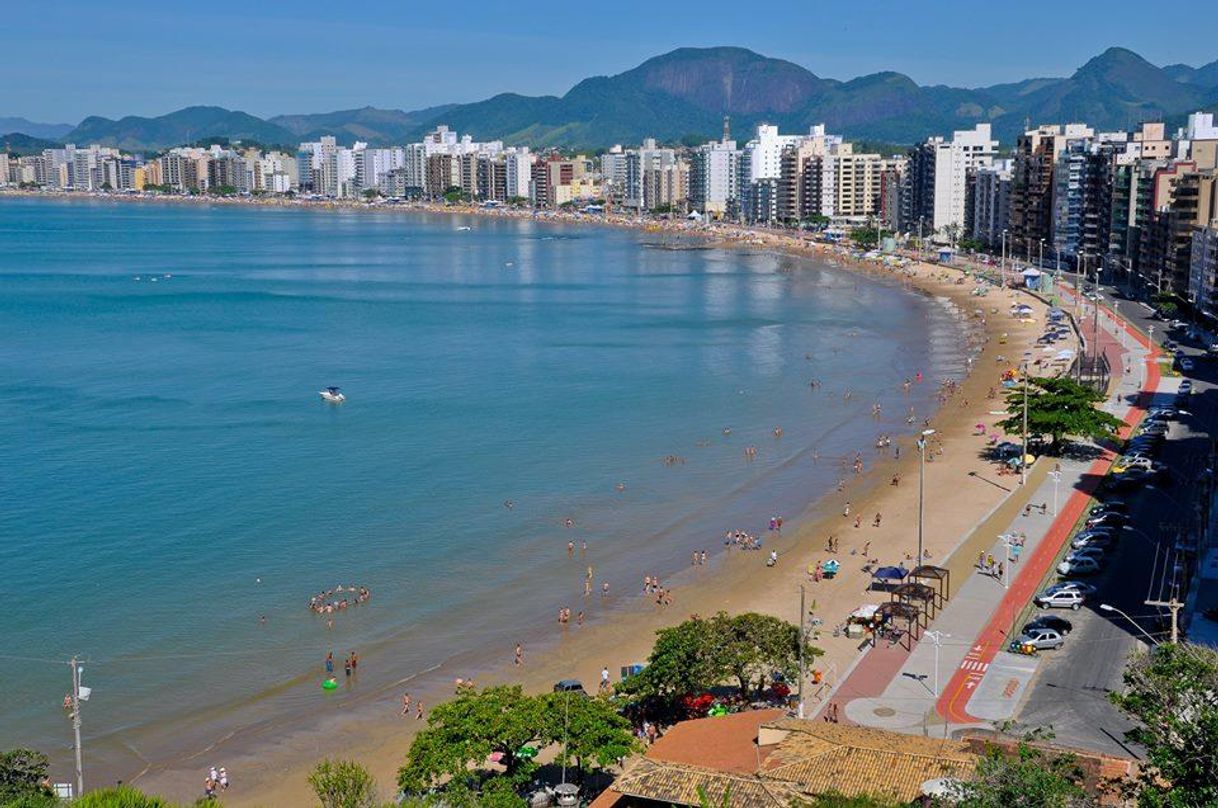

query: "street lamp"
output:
917 428 936 564
925 630 951 695
1020 361 1030 486
1001 229 1009 288
1049 466 1062 515
1099 603 1160 646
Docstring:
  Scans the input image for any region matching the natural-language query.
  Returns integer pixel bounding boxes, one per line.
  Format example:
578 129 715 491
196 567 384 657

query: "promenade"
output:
821 279 1159 736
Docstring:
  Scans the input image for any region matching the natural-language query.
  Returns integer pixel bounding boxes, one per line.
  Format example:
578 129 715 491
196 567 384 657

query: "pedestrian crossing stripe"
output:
961 660 989 672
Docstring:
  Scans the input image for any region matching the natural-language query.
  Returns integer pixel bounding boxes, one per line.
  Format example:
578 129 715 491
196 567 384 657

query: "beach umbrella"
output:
872 565 909 581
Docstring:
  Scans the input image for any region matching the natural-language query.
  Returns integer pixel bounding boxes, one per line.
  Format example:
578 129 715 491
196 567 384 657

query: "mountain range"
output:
5 46 1218 153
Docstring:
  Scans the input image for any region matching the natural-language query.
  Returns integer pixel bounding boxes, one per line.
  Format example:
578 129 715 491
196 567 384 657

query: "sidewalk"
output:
826 283 1158 733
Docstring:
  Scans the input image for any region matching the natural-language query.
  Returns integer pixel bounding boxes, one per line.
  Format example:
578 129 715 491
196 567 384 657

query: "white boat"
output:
457 226 472 231
319 386 346 403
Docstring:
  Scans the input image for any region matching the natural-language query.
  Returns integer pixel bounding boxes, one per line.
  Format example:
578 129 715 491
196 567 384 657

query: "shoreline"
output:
5 190 1064 805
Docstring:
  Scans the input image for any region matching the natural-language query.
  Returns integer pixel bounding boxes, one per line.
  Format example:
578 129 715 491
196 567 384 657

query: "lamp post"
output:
998 533 1017 589
917 428 936 564
1021 361 1030 486
1039 238 1045 271
1099 603 1160 646
925 630 951 695
70 658 86 798
1001 229 1008 289
1049 465 1062 515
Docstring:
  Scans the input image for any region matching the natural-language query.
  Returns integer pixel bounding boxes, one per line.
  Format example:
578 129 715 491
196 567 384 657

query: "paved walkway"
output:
827 284 1160 734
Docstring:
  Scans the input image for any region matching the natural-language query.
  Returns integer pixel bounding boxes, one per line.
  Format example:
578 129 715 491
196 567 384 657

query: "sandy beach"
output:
7 191 1070 805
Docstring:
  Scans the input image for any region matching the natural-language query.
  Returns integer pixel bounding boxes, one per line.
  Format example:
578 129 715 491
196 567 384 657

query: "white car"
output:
1072 533 1117 550
1036 589 1085 610
1057 556 1104 576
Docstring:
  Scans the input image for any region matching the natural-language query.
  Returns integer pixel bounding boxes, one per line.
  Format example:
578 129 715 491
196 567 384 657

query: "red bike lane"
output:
937 308 1160 723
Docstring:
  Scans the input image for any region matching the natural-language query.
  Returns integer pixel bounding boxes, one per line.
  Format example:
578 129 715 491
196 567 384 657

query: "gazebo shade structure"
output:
876 602 922 649
909 564 951 603
891 581 938 623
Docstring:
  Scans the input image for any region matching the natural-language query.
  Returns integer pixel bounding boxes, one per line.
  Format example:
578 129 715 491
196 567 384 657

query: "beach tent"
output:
850 604 881 621
872 565 909 581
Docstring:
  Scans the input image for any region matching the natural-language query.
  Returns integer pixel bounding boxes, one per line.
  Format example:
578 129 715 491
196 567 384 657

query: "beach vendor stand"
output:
843 604 881 638
870 564 909 591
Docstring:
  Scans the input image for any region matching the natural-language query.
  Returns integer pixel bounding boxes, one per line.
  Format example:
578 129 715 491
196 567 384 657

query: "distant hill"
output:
37 46 1218 151
0 117 73 140
64 106 298 152
2 132 63 155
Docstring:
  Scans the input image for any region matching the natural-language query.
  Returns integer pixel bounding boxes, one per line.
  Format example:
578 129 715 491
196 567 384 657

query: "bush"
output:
307 759 379 808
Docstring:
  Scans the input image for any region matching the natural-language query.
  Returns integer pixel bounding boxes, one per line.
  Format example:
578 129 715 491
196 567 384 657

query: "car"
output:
1138 422 1169 435
1072 533 1117 550
1179 380 1194 395
1126 436 1164 452
1092 498 1129 512
1046 580 1097 597
1013 627 1067 651
1057 556 1104 576
1208 342 1218 354
1065 546 1107 562
1180 358 1196 372
1147 406 1177 418
1036 588 1085 609
1113 456 1155 474
552 679 589 697
1163 339 1178 351
1086 511 1128 528
1023 615 1074 635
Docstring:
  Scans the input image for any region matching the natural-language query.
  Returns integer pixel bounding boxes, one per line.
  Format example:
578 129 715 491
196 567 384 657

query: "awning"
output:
851 604 880 620
873 565 909 581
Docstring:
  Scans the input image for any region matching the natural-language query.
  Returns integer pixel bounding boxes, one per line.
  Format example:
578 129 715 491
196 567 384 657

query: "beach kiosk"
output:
1022 267 1043 290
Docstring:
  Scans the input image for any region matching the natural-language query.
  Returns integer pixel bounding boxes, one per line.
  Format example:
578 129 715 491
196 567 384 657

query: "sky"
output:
5 0 1217 124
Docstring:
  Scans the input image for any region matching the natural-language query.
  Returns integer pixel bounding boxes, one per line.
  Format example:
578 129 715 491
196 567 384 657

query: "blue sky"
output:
5 0 1217 123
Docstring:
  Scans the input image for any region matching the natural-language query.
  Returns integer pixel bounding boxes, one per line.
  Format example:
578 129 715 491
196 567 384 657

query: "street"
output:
1011 278 1218 756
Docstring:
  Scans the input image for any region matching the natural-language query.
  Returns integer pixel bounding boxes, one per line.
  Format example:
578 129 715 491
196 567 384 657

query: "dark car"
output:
552 679 589 697
1024 614 1074 635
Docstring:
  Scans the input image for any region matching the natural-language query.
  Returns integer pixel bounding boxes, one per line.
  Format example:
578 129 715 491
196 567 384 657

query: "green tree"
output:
949 743 1089 807
397 685 544 795
1110 643 1218 806
307 759 379 808
0 748 51 803
712 612 817 696
850 227 879 249
624 615 725 699
541 693 638 775
362 189 380 200
997 376 1124 451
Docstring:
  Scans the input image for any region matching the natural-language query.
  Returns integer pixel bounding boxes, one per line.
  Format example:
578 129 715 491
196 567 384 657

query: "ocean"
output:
0 196 969 781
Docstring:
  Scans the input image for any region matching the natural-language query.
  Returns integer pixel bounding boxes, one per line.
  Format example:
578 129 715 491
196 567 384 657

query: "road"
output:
1011 277 1218 756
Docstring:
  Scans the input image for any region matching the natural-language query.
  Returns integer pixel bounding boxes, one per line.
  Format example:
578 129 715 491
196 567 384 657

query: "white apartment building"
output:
503 147 534 200
922 123 997 233
689 138 739 216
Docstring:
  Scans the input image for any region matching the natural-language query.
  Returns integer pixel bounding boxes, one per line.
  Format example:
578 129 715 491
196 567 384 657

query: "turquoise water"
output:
0 197 968 780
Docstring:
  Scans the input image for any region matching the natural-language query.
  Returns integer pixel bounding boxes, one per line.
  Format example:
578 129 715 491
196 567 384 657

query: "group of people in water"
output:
308 584 371 615
202 765 229 800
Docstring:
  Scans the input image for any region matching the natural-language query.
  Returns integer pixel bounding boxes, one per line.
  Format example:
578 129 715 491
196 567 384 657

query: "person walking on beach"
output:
843 501 851 518
325 652 333 675
515 643 524 666
873 513 882 528
416 700 424 720
601 666 611 691
568 540 575 557
401 692 411 717
602 581 610 597
344 656 352 677
218 767 228 791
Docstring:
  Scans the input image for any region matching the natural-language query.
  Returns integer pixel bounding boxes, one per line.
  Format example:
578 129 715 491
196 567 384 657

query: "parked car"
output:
1138 422 1169 436
1086 511 1128 529
1112 456 1155 474
1180 358 1195 372
1092 498 1129 513
552 679 589 697
1179 380 1194 395
1065 546 1107 563
1057 556 1104 576
1072 532 1117 550
1013 627 1067 651
1036 588 1086 609
1023 615 1074 635
1046 580 1097 597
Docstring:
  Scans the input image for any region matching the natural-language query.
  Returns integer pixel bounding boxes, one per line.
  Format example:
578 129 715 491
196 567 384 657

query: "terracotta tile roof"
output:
647 709 786 774
759 719 978 802
611 757 799 807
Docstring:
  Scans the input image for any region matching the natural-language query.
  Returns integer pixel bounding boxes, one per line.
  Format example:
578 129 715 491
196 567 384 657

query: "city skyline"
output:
5 0 1218 123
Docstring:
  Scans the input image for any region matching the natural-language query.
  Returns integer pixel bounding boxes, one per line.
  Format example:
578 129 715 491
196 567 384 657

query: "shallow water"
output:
0 197 968 778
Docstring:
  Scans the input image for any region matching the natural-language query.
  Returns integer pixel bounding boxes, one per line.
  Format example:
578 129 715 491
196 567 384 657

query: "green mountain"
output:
41 46 1218 151
0 117 72 140
2 132 63 156
65 106 297 152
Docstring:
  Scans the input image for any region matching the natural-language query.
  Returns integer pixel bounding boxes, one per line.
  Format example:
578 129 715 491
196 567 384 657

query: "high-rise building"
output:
689 138 739 218
902 124 998 238
1009 124 1093 264
969 160 1012 249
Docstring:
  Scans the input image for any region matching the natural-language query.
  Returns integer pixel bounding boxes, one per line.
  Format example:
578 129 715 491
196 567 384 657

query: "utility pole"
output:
798 585 806 718
70 657 84 798
925 630 950 695
1049 465 1062 515
917 429 935 562
1144 598 1183 643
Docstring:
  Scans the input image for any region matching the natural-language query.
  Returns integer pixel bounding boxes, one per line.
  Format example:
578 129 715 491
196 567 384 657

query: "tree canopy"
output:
1110 643 1218 807
307 759 380 808
397 684 637 802
949 743 1089 807
997 376 1124 451
0 749 51 804
622 612 818 705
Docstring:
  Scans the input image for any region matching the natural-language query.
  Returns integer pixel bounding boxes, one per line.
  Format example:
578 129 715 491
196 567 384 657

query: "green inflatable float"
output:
322 678 339 690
